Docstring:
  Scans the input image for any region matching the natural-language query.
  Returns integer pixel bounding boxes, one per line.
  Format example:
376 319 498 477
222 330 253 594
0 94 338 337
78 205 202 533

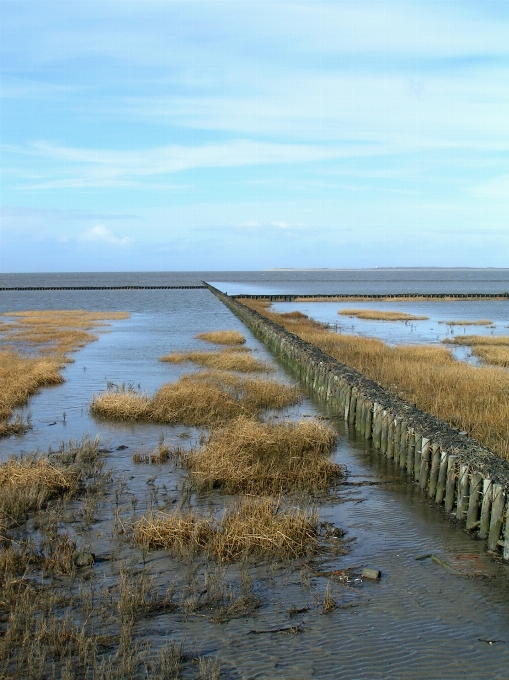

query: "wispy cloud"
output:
80 225 133 246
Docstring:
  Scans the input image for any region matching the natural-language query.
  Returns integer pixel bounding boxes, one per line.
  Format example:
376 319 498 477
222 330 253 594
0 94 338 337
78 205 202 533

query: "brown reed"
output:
196 330 246 345
471 345 509 367
91 371 300 425
135 497 320 562
241 299 509 460
159 348 271 372
445 319 493 326
446 334 509 346
339 309 428 321
186 416 341 495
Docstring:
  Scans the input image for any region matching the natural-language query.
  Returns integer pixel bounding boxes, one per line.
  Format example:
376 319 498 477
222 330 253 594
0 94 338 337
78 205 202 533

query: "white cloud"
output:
80 225 133 246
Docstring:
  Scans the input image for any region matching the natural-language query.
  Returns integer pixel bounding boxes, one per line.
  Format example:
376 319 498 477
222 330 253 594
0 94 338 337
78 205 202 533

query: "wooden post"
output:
488 484 506 551
455 465 469 521
399 422 408 469
414 433 424 481
406 427 415 475
355 396 364 434
364 401 373 440
348 389 357 426
435 452 449 505
393 420 402 460
343 385 351 421
387 418 396 459
419 438 431 490
428 445 441 498
479 479 493 540
444 455 458 513
466 472 483 531
503 501 509 561
380 411 389 453
372 404 383 449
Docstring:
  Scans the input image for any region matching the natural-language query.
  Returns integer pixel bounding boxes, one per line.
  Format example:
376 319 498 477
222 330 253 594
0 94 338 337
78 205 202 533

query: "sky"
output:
0 0 508 272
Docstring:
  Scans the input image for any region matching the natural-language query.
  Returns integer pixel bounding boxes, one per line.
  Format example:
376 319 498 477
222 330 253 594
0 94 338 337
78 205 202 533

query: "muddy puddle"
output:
2 288 509 678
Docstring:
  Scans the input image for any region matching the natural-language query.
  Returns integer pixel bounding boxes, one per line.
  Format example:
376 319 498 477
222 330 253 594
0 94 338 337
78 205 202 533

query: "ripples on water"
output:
1 271 509 678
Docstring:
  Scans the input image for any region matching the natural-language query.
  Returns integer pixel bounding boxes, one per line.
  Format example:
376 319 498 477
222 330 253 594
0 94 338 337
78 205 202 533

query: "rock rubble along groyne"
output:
204 282 509 559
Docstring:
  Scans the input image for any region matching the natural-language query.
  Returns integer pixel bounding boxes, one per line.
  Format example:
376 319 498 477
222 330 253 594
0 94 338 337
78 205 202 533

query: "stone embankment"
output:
205 283 509 559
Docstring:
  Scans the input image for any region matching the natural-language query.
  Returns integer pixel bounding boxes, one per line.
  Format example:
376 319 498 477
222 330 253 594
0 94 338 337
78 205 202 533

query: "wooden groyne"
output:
0 285 206 292
232 292 509 302
205 283 509 559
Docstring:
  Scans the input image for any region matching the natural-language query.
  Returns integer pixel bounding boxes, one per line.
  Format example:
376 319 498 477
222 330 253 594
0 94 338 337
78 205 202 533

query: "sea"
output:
1 269 509 679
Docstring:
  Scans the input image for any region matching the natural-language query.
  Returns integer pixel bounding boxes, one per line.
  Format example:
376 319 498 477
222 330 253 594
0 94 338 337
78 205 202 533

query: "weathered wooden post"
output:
455 465 470 521
488 484 506 551
387 418 396 459
372 404 383 449
418 438 431 490
444 455 458 513
406 427 415 476
428 445 441 499
364 400 373 440
399 422 408 469
435 452 449 505
466 472 483 531
478 479 493 540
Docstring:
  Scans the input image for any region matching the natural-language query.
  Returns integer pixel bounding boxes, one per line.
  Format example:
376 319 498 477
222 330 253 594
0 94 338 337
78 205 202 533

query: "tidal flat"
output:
2 283 509 679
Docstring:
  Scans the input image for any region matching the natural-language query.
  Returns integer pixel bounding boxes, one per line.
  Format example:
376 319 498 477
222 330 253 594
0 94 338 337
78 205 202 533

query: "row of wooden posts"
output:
206 283 509 560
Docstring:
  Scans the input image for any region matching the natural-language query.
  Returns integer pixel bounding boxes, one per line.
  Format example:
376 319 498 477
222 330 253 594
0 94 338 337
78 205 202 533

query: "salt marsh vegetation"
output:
91 371 300 426
159 347 271 372
243 299 509 460
339 308 428 321
196 330 246 345
0 310 129 438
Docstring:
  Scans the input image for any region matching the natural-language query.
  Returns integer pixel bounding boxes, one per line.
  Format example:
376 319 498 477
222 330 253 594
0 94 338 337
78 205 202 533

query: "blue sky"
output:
1 1 508 272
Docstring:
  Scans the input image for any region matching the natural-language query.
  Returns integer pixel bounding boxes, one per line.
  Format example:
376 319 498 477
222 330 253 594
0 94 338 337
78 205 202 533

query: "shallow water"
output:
2 277 509 678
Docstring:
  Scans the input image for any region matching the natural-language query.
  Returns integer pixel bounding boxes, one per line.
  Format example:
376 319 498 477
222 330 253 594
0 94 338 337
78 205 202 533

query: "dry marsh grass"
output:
472 345 509 367
446 334 509 346
196 330 246 345
0 310 129 436
135 497 320 562
242 299 509 460
186 417 341 495
91 372 300 426
339 308 428 321
446 319 492 326
160 347 271 373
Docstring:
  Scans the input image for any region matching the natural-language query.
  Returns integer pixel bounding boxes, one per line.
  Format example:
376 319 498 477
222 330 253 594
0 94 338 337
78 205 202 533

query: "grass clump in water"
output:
160 347 271 373
91 371 300 426
445 319 493 326
135 497 320 562
186 417 341 495
445 334 509 346
196 330 246 345
339 308 428 321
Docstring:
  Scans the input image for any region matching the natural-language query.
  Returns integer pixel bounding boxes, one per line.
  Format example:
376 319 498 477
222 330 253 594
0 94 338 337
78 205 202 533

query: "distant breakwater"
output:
0 285 207 292
232 292 509 301
205 282 509 559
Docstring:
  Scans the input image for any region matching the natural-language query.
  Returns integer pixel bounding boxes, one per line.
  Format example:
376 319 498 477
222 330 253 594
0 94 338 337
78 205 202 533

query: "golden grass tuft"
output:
196 330 246 345
0 352 63 423
445 335 509 346
445 319 493 326
0 455 79 521
280 311 309 319
159 348 271 373
135 497 320 562
339 308 428 321
91 371 300 426
242 299 509 460
471 346 509 367
186 417 341 495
